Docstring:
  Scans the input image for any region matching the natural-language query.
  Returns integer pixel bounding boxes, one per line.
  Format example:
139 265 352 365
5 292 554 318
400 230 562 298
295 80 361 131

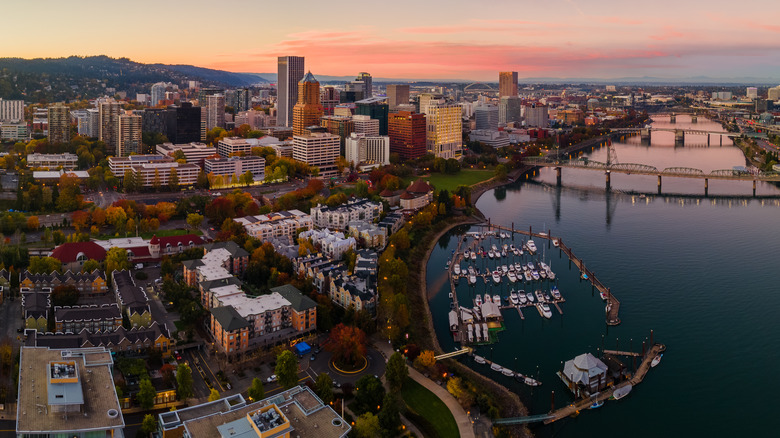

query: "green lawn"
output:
418 169 493 192
401 378 460 438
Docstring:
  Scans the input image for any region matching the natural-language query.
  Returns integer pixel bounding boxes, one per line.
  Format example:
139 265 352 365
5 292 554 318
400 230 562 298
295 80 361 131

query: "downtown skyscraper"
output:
277 56 305 127
292 72 324 136
499 71 518 98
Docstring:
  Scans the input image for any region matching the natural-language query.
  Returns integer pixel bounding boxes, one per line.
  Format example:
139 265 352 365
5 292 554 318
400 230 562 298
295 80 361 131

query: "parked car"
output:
267 374 277 383
310 354 316 361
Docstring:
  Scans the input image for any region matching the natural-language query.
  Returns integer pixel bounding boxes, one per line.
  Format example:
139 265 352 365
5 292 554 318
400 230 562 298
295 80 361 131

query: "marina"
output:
446 222 620 347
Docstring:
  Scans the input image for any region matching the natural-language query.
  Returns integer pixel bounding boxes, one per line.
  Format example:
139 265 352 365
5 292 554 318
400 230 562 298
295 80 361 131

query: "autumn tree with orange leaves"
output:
326 323 367 368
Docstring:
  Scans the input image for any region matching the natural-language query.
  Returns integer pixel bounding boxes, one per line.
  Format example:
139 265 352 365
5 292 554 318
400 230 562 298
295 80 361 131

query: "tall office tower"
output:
356 72 373 98
475 104 499 130
499 96 522 125
47 103 70 144
386 84 410 111
142 108 168 137
425 99 462 159
206 94 226 130
166 102 202 143
499 71 518 97
340 81 365 103
197 87 224 106
320 115 354 154
292 72 324 136
388 111 426 161
355 97 389 135
746 87 758 100
98 99 121 155
86 108 100 137
0 98 24 122
418 93 442 114
278 56 305 127
321 86 340 116
117 113 142 156
229 88 252 112
524 104 549 128
151 82 167 106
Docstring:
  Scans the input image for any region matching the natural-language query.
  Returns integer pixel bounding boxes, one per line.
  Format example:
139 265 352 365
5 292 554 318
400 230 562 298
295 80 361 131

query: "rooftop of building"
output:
205 240 251 258
355 96 388 105
17 346 124 434
271 284 316 312
112 270 149 313
218 291 292 319
50 241 108 263
33 170 90 179
300 71 318 84
211 305 250 331
27 152 78 159
108 154 172 163
312 198 381 213
54 303 121 323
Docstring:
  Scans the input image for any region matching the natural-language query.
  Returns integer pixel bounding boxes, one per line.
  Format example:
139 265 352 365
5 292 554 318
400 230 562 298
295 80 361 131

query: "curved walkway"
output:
375 340 475 438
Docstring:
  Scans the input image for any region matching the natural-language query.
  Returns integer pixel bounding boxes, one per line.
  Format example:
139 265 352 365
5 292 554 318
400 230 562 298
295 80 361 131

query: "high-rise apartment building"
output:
356 72 373 98
425 100 462 159
499 96 522 125
277 56 305 127
499 71 518 97
197 87 224 107
292 132 340 177
98 99 121 155
475 104 499 130
388 111 426 160
292 72 324 136
47 102 70 144
386 84 410 111
118 113 142 156
321 86 340 116
355 97 389 135
206 94 225 130
340 81 365 103
352 115 380 136
226 88 251 113
0 98 24 122
345 133 390 169
524 104 549 128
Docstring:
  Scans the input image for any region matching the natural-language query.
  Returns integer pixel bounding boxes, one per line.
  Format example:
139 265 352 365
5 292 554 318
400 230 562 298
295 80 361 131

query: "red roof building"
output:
49 242 108 271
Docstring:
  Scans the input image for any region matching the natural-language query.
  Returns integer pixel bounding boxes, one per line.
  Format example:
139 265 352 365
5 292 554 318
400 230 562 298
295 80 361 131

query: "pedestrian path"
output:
375 340 475 438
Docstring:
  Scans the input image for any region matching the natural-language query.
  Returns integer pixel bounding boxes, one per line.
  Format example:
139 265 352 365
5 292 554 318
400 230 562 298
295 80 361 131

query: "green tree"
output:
169 168 179 191
247 377 265 401
56 175 82 212
28 256 62 274
275 350 299 389
494 164 507 180
123 169 136 193
354 375 385 415
105 247 130 274
81 259 101 273
186 213 204 230
208 388 220 402
354 412 380 438
197 170 209 189
153 169 161 192
137 378 156 410
176 363 194 399
141 414 158 435
355 180 369 198
385 352 408 392
378 393 402 435
314 373 334 404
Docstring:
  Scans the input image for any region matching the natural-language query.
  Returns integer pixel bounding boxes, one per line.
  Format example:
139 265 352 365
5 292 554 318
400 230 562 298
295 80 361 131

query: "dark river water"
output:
426 116 780 436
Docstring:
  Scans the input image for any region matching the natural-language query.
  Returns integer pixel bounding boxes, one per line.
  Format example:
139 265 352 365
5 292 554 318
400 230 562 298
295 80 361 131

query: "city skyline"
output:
2 0 780 81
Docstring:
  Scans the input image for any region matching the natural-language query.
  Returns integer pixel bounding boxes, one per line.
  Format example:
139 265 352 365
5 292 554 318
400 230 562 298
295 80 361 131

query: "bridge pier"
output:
555 167 562 186
640 128 651 144
753 179 757 197
657 175 662 194
670 114 676 123
720 135 723 146
707 134 710 146
691 115 697 123
674 129 685 146
605 171 611 190
704 178 709 196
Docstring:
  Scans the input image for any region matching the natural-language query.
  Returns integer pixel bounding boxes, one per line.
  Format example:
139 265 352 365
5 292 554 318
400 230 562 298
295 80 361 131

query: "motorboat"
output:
590 400 604 409
484 293 492 303
526 240 537 254
538 269 547 280
518 292 527 305
531 270 541 281
552 239 559 247
474 355 486 364
509 244 516 252
539 303 553 319
611 384 632 400
546 269 556 280
492 271 502 284
600 291 609 300
651 354 663 368
526 292 535 303
448 292 453 299
526 262 535 271
469 274 477 285
508 263 515 272
467 325 474 343
502 368 515 377
551 286 562 300
523 271 533 282
514 262 523 272
534 290 545 302
490 363 503 373
524 376 541 387
474 324 482 342
453 264 461 275
493 294 501 304
581 272 589 280
501 265 509 274
539 261 550 271
543 292 552 301
491 244 498 253
475 295 483 306
509 291 519 305
468 265 475 275
471 252 477 261
507 271 517 283
488 249 495 259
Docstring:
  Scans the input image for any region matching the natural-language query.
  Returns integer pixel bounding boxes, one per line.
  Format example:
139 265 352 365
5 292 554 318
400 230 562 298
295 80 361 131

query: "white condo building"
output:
204 156 265 178
109 155 174 176
156 142 217 164
344 133 390 170
0 98 24 122
27 153 78 170
217 137 253 158
234 210 313 243
130 162 199 188
311 198 383 230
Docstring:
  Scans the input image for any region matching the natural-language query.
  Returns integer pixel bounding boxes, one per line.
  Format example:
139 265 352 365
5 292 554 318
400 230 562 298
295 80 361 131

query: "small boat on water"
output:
475 295 483 306
484 293 492 303
515 262 523 272
502 368 515 377
474 355 486 364
539 303 553 319
544 292 552 301
490 363 503 373
469 274 477 285
551 286 562 300
488 249 495 259
507 271 517 283
509 291 519 305
590 400 604 409
526 262 535 271
523 271 533 282
509 244 516 252
534 290 545 302
526 292 535 303
526 240 537 254
448 292 453 299
471 252 477 261
600 291 609 300
501 265 508 274
501 248 507 257
468 265 475 275
508 263 515 272
531 270 540 281
611 384 632 400
581 272 589 280
492 271 502 284
651 354 663 368
523 376 541 386
546 269 556 280
453 264 461 275
493 294 501 304
538 269 547 280
518 293 527 305
491 244 498 253
552 239 559 247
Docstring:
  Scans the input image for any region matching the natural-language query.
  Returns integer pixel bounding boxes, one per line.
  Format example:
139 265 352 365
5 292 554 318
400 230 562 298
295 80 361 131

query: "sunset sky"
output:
3 0 780 81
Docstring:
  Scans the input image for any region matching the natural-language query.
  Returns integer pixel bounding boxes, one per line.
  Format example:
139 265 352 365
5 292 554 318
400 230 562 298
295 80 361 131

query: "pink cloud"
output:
598 16 643 25
650 27 689 41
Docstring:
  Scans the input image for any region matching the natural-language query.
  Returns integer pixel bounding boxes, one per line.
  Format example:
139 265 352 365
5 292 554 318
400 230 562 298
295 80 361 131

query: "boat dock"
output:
479 223 621 326
543 343 666 424
471 355 542 387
